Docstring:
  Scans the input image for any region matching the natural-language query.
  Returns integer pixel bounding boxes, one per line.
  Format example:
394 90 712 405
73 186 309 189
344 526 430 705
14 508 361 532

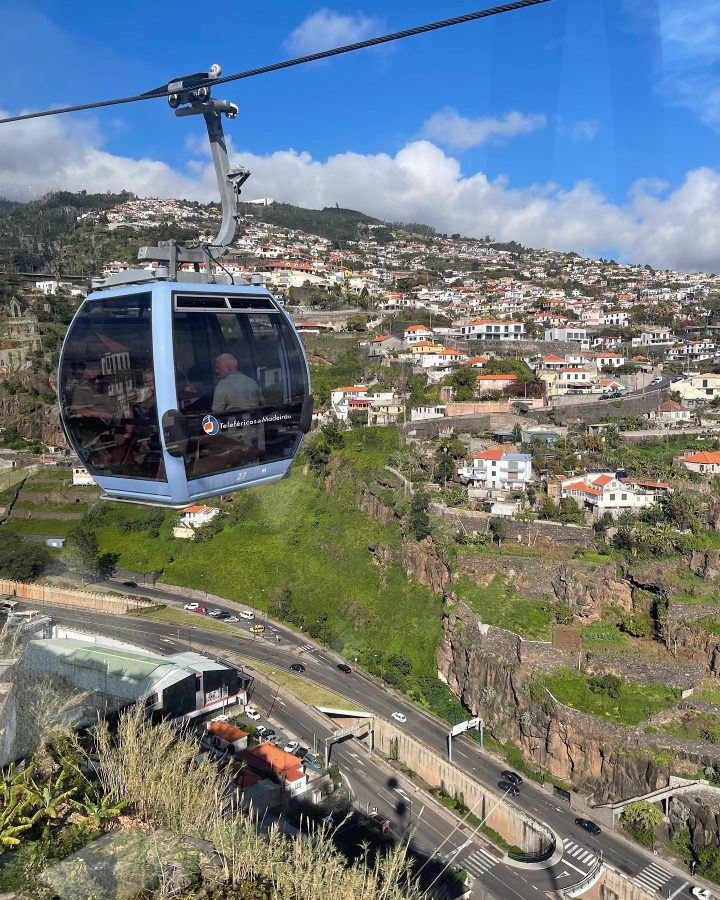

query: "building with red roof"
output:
560 471 670 520
676 450 720 475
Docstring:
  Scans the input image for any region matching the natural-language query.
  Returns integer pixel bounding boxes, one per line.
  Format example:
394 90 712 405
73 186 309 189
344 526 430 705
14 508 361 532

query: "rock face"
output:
668 792 720 852
551 564 633 623
688 549 720 580
359 489 394 525
437 599 720 804
400 538 450 593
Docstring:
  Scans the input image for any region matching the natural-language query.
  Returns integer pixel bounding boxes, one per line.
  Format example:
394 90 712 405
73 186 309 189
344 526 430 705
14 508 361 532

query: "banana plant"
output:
69 788 127 829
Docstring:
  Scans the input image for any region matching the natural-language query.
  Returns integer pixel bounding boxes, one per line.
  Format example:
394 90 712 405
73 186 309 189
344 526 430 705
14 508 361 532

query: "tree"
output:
0 534 50 582
407 492 432 541
320 419 344 449
447 366 477 402
620 800 664 831
66 526 113 585
661 490 704 533
489 518 508 546
558 497 585 525
305 438 332 475
622 611 652 637
433 449 455 484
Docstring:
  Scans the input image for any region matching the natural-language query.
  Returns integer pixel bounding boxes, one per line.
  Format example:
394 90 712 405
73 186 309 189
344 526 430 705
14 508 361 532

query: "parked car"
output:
284 740 300 754
208 609 223 618
336 663 352 674
240 610 255 620
290 663 306 673
245 706 260 720
575 818 601 835
255 725 269 737
186 604 207 615
498 780 520 797
391 712 407 724
250 624 265 634
293 746 309 759
262 728 276 739
369 812 391 835
691 888 710 899
501 771 523 786
210 715 229 723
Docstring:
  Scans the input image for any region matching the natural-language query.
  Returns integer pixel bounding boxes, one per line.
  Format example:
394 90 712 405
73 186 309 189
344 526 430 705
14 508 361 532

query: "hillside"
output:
238 201 384 245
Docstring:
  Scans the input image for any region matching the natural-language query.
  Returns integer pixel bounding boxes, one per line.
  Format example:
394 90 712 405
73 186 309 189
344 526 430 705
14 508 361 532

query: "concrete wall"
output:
372 718 550 854
582 863 657 900
0 580 154 615
530 390 669 426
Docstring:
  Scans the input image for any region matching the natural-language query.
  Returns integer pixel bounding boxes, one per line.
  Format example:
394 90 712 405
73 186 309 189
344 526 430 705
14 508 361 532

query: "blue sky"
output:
0 0 719 272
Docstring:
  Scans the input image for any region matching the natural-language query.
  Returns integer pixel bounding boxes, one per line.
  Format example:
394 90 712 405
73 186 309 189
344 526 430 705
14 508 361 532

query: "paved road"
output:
32 590 714 900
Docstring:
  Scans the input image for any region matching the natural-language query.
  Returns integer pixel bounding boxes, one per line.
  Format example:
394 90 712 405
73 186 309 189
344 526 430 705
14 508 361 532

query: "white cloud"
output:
422 108 547 150
624 0 720 129
284 8 381 56
3 111 720 274
560 118 599 142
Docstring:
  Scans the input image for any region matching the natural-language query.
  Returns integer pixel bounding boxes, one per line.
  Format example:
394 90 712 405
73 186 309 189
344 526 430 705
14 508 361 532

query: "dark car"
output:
575 818 601 835
293 746 309 759
290 663 306 673
262 728 276 740
501 771 523 786
122 580 138 587
337 663 352 674
498 780 520 797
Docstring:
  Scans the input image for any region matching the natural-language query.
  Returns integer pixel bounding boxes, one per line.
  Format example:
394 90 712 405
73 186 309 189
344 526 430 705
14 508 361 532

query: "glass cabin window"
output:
60 294 166 481
170 301 307 480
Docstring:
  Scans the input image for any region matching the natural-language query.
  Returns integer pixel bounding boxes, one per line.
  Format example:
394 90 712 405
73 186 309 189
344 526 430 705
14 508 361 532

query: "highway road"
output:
26 585 714 900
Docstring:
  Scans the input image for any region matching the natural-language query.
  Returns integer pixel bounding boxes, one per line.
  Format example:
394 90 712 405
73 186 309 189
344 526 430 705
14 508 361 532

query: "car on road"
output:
240 610 255 620
575 818 601 835
650 377 662 385
122 580 137 587
250 624 265 634
391 712 407 724
501 771 523 786
208 609 223 618
184 603 207 614
691 888 710 899
498 780 520 796
290 663 306 673
244 706 260 720
284 740 300 754
223 615 240 623
336 663 352 674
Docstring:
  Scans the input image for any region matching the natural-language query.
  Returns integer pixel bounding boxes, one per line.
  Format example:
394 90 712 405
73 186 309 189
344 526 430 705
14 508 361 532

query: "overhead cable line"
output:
0 0 550 126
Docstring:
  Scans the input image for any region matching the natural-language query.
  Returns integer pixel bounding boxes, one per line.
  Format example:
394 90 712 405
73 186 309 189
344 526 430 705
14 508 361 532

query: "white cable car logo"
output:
202 415 220 436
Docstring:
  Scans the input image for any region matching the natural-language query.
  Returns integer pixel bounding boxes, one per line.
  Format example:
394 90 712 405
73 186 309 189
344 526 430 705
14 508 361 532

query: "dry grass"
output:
96 705 421 900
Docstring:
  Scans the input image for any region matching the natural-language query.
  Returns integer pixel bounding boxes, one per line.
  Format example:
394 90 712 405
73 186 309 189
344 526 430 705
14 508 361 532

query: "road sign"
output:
451 717 481 737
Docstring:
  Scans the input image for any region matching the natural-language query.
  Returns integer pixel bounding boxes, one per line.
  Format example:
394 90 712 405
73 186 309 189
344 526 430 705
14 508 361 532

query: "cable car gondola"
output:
57 68 312 506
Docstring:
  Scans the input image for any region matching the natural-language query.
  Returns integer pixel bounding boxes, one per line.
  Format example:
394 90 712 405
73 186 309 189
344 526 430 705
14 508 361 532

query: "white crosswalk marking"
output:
563 839 597 869
298 644 316 653
460 847 498 877
634 862 672 892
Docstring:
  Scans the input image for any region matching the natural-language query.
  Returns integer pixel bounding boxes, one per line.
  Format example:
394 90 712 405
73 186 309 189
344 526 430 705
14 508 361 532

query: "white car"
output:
391 712 407 724
691 888 710 900
240 610 255 620
183 602 200 611
284 740 300 754
224 615 240 623
208 609 223 618
245 706 260 721
210 714 229 723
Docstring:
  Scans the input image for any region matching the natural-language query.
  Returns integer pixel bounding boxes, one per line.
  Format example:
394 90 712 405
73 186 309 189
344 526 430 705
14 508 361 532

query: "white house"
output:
593 352 626 370
544 326 587 343
179 505 221 528
330 385 369 420
560 472 670 520
675 373 720 406
675 450 720 475
416 347 467 369
403 325 434 346
632 327 675 348
410 405 447 421
458 448 533 492
459 319 526 341
72 466 95 486
648 400 692 423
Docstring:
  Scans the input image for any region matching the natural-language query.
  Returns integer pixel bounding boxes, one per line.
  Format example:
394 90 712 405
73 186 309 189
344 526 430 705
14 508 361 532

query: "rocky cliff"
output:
437 598 720 804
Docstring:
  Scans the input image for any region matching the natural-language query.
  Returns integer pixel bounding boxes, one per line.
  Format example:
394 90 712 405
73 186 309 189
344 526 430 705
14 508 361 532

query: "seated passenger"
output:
212 353 261 414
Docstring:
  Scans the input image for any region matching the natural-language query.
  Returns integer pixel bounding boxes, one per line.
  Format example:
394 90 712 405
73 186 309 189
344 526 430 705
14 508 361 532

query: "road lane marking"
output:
667 884 689 900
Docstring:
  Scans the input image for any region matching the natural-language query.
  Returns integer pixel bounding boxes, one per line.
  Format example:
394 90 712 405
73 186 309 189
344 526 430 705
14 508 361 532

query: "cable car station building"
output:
19 637 246 721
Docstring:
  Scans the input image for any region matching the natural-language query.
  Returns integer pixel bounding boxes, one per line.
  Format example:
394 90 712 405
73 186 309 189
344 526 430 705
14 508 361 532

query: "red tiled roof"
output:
564 481 602 497
472 448 505 461
207 722 249 743
333 385 368 393
682 451 720 465
476 373 518 381
656 400 687 412
368 335 391 342
405 325 433 332
242 742 306 781
593 474 614 487
467 355 488 365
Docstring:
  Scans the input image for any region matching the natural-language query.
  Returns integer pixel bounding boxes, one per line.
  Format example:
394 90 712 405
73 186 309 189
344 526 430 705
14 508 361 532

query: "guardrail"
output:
561 855 604 898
